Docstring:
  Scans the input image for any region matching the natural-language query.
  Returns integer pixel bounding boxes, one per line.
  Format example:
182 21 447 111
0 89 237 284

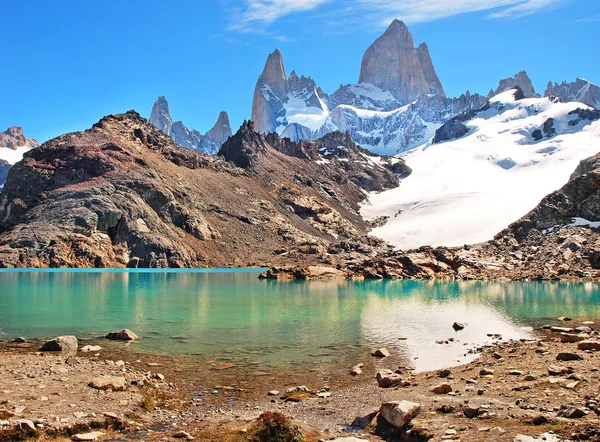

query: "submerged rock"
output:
105 329 138 341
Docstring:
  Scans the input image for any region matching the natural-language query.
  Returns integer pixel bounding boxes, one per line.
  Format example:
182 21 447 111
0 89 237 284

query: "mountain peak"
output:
358 20 445 104
261 49 288 98
149 96 173 135
494 70 537 98
205 111 233 148
0 126 40 150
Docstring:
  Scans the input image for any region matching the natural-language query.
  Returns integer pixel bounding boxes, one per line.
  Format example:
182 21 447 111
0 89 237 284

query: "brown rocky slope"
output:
0 112 405 268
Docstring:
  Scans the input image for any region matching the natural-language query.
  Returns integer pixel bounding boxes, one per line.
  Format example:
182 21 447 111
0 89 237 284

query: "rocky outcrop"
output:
494 70 538 98
0 111 396 268
149 96 230 155
433 119 469 143
359 20 445 105
0 127 39 150
0 160 10 188
545 78 600 110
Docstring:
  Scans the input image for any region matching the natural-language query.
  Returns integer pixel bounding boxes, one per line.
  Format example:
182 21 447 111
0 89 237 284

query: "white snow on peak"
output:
361 93 600 250
0 146 31 165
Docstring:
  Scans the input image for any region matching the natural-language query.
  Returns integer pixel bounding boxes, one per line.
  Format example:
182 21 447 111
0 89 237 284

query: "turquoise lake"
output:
1 269 599 371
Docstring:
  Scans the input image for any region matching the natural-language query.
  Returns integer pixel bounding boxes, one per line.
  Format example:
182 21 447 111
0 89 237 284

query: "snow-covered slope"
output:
361 90 600 249
0 145 31 165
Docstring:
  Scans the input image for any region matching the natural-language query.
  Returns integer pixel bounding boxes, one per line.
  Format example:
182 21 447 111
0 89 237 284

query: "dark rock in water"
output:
105 329 138 341
452 322 466 331
41 336 78 355
11 337 27 343
433 119 469 143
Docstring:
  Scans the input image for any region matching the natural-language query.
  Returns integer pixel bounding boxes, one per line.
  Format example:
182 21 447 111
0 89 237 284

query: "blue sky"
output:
1 0 599 143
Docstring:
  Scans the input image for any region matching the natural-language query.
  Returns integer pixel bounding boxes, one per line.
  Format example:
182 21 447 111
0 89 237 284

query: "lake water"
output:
1 269 599 372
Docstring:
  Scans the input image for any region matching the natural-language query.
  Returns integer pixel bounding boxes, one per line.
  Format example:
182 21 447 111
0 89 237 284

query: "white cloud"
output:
229 0 330 31
356 0 564 24
227 0 565 32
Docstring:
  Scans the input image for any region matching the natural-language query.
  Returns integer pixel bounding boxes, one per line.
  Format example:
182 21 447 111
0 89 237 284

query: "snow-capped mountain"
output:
0 126 39 188
149 96 232 155
251 20 488 155
360 88 600 250
545 78 600 110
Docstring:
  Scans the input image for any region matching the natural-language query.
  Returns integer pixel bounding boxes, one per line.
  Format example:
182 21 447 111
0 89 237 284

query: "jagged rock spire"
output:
359 19 445 104
149 96 173 135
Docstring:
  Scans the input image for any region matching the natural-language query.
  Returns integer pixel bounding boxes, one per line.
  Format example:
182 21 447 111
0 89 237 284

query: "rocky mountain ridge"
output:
0 112 400 268
149 96 232 155
0 126 40 188
545 78 600 110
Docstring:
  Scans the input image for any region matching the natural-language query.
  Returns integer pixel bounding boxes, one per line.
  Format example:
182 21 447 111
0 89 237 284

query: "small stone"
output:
577 340 600 351
371 348 390 358
11 337 27 343
81 345 103 352
73 431 105 441
115 360 125 367
285 386 309 393
560 333 587 343
452 322 466 331
558 316 572 321
479 368 495 376
438 368 452 378
17 419 36 431
267 390 279 396
376 370 406 388
89 376 127 391
379 400 421 428
431 383 453 394
492 352 503 360
509 370 524 376
556 352 583 361
317 392 331 398
173 430 195 440
350 363 363 376
558 407 587 419
463 406 481 418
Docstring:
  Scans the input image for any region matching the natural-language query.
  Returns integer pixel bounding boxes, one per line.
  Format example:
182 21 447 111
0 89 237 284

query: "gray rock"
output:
494 70 538 98
545 78 600 110
89 376 127 391
40 336 78 356
376 370 406 388
105 329 138 341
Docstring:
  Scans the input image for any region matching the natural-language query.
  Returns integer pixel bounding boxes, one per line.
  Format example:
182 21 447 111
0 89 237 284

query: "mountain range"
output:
0 126 39 188
149 96 232 155
251 20 600 156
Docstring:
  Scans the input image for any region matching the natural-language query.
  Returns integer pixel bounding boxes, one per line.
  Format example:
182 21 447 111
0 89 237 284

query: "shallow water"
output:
1 270 599 371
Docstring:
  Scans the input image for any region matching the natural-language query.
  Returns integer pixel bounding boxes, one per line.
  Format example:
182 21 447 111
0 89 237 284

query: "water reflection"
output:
0 272 599 371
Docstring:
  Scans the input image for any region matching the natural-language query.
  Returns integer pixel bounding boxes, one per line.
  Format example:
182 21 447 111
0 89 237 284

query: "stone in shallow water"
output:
41 336 78 356
105 329 138 341
371 348 390 358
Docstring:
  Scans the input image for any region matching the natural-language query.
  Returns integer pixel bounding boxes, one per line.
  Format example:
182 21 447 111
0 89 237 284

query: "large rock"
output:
89 376 127 391
40 336 78 355
105 329 138 341
376 370 406 388
577 340 600 351
379 400 421 428
359 20 445 104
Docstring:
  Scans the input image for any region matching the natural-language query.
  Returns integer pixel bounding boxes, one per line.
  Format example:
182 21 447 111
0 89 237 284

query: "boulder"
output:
379 400 421 428
89 376 127 391
40 336 78 356
81 345 103 352
452 322 466 331
376 370 406 388
105 329 138 341
560 333 587 343
577 340 600 351
431 383 452 394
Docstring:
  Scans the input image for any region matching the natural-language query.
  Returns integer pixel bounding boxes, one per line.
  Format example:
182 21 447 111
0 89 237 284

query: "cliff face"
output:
358 20 445 105
0 112 398 268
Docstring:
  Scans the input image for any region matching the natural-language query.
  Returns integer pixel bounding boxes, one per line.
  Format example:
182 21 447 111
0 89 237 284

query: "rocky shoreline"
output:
1 320 599 441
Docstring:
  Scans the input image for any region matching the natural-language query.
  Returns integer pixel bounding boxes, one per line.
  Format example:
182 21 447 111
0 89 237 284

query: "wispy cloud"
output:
577 13 600 22
226 0 565 34
228 0 329 31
